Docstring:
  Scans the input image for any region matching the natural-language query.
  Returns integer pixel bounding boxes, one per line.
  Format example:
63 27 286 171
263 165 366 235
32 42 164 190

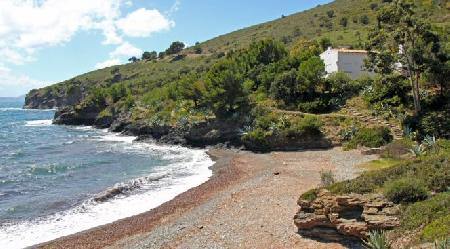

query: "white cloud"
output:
0 65 48 97
168 0 181 15
116 8 174 37
95 58 121 70
0 0 176 95
110 42 143 58
0 0 174 63
0 0 123 50
95 42 141 70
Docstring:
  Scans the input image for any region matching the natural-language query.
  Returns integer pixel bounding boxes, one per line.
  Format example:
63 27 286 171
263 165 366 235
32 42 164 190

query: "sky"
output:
0 0 332 97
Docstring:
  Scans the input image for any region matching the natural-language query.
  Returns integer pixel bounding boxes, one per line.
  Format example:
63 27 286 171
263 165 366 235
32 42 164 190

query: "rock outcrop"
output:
24 87 84 109
294 189 400 241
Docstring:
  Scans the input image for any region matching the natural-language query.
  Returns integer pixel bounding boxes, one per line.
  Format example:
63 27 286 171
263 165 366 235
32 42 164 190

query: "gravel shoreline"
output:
36 147 377 249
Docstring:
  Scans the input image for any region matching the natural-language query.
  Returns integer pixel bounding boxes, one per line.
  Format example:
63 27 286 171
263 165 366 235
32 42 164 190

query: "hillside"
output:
24 0 450 148
25 0 450 110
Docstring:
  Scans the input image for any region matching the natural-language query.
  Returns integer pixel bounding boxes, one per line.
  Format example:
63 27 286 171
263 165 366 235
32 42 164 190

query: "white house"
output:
320 47 372 80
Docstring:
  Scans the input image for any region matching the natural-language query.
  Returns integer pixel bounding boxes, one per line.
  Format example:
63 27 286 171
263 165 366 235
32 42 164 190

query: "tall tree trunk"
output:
410 73 421 115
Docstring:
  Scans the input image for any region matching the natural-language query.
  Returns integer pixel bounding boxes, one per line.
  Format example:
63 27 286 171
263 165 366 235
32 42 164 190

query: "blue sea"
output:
0 98 213 249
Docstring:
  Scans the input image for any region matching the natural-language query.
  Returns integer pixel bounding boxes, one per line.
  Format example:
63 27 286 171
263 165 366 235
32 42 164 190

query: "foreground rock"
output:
294 189 400 241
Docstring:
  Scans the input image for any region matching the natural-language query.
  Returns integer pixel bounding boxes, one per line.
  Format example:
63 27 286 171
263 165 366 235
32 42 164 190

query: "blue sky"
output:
0 0 332 97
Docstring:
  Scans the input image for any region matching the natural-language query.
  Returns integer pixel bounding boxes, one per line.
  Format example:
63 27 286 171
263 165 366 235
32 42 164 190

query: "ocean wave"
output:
93 173 168 203
0 108 55 112
69 126 95 131
0 145 213 249
28 163 74 175
24 120 53 127
92 133 136 143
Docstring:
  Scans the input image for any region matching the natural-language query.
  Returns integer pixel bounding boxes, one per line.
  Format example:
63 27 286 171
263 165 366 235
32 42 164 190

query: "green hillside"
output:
189 0 449 53
28 0 449 103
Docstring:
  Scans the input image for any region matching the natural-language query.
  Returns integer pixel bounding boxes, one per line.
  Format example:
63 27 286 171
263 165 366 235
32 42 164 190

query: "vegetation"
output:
366 0 446 115
383 177 428 204
321 139 450 245
344 127 393 149
363 231 392 249
320 170 336 187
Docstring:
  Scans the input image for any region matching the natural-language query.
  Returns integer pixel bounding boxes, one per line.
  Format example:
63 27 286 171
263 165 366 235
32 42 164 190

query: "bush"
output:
346 127 393 149
363 231 392 249
401 192 450 231
382 139 413 159
297 99 330 113
287 115 322 136
327 151 450 195
299 188 319 201
320 170 336 186
242 112 324 151
383 177 428 204
418 110 450 139
422 215 450 242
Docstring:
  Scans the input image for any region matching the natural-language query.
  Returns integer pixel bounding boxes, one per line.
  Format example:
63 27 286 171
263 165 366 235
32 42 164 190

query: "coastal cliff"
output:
24 85 84 109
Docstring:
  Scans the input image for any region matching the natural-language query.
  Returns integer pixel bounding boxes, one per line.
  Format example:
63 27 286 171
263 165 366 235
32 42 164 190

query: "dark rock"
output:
53 105 102 126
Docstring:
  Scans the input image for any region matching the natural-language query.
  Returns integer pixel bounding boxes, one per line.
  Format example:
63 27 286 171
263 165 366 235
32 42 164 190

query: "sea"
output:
0 98 213 249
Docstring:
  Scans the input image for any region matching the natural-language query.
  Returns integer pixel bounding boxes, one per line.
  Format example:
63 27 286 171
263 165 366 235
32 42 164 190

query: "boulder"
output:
294 190 400 240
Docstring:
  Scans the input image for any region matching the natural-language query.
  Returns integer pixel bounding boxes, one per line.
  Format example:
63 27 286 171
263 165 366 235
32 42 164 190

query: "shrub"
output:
327 152 450 195
401 192 450 231
320 170 336 186
381 139 413 159
300 188 319 201
297 99 330 113
242 112 323 151
383 177 428 204
363 231 392 249
289 115 322 135
433 238 450 249
422 215 450 242
347 127 393 149
418 110 450 139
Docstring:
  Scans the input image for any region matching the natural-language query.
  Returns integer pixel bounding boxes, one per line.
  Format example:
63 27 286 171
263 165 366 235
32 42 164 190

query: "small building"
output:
320 47 372 80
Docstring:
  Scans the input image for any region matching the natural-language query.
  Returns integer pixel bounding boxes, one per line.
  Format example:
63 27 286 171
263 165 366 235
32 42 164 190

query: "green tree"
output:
203 60 249 119
165 41 185 55
366 0 442 114
360 14 370 25
297 56 326 99
340 17 348 27
142 51 157 60
270 69 299 105
176 73 205 107
242 39 287 66
290 39 322 65
326 10 335 18
320 37 332 51
128 56 138 63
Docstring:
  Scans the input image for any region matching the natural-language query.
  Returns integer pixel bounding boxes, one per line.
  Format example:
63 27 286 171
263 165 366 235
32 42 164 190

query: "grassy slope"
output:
32 0 449 97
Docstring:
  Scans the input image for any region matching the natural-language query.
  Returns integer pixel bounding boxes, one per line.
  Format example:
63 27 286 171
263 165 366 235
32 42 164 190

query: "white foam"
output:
94 133 136 143
69 126 94 131
0 142 214 249
24 120 53 127
0 108 55 112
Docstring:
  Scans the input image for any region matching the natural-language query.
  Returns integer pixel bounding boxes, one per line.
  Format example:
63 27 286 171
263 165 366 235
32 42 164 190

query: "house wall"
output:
337 52 370 80
320 49 339 76
320 48 372 80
